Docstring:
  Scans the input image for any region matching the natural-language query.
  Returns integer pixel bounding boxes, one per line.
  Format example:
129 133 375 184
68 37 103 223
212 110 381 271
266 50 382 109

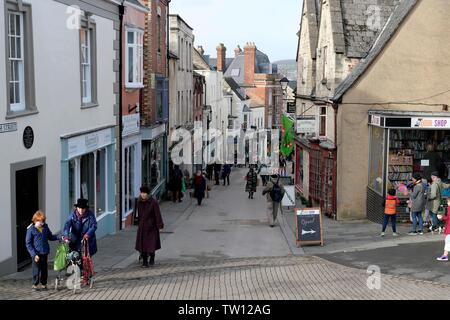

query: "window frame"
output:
125 27 144 89
4 1 37 119
319 106 327 137
79 17 98 108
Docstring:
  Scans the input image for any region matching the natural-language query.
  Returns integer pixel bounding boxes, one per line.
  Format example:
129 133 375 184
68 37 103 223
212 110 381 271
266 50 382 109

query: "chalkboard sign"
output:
295 208 323 247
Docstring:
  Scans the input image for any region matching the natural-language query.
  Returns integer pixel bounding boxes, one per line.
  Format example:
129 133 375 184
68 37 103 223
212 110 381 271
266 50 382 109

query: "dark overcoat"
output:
135 197 164 253
194 176 206 199
245 170 258 192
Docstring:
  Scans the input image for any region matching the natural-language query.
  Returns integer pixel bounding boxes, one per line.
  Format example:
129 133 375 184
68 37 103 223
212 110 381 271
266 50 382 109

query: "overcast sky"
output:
170 0 303 62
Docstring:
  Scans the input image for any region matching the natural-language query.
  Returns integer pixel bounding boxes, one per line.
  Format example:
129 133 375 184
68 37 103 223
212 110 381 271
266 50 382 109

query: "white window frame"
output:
125 28 144 88
8 12 25 112
81 27 92 104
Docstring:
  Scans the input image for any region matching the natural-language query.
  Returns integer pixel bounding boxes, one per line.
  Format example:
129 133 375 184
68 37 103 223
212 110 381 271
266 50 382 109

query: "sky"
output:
170 0 303 62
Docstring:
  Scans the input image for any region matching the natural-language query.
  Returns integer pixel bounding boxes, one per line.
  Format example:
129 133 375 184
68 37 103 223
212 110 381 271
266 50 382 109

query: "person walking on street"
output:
222 164 231 186
194 171 207 206
135 186 164 268
426 171 443 232
436 198 450 261
26 211 59 291
408 173 427 235
258 164 269 186
245 166 258 199
381 189 401 237
63 198 98 258
279 155 287 176
262 175 286 227
214 163 222 185
172 165 183 203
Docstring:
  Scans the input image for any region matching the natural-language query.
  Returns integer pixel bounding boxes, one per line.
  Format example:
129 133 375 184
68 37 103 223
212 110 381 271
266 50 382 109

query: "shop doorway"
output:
15 166 40 269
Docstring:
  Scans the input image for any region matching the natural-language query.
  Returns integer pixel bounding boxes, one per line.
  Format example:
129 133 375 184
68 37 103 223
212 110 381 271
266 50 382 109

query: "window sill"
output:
81 102 99 109
125 84 145 90
6 109 39 120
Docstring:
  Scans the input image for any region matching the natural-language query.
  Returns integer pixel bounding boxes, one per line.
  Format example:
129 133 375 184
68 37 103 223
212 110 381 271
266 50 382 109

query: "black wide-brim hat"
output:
74 198 89 209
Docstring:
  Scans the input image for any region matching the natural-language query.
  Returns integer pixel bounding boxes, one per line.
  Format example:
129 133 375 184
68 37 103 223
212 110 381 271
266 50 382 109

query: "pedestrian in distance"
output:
214 163 222 185
63 198 98 259
408 173 427 235
381 189 401 237
279 155 287 176
222 164 231 186
135 186 164 268
436 198 450 261
245 166 258 199
26 211 59 291
172 165 183 203
194 171 207 206
262 175 286 227
258 164 269 186
426 171 444 232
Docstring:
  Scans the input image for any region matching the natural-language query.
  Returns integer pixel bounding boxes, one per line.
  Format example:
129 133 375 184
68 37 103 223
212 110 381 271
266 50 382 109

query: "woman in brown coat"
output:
134 186 164 267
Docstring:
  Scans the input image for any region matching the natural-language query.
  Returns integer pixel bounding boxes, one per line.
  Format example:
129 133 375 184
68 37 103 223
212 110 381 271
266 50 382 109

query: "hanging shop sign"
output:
287 101 296 114
282 185 296 207
296 117 316 134
122 114 140 137
411 118 450 129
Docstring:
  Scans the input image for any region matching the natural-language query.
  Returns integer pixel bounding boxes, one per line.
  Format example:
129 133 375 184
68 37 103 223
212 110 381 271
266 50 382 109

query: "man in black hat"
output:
63 198 98 258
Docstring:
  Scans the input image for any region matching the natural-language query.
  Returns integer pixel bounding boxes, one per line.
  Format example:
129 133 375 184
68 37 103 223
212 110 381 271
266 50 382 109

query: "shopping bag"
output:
53 242 69 271
181 178 187 193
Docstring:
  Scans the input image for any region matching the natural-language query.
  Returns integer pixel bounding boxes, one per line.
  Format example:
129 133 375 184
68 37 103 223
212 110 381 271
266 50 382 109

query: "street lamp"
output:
280 77 290 92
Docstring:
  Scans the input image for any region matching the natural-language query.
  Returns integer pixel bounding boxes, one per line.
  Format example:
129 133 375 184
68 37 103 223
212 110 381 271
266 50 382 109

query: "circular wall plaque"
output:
23 126 34 149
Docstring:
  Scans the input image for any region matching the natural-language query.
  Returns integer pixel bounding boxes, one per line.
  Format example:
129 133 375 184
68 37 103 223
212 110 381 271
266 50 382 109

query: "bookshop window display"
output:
367 112 450 222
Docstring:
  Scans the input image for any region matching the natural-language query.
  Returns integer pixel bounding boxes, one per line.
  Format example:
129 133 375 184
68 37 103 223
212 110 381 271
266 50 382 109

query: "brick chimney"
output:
216 43 226 72
244 42 257 86
234 45 242 57
197 46 205 55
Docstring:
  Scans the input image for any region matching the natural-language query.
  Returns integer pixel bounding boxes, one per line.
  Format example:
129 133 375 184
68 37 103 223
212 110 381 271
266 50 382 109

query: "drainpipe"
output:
166 0 171 193
118 3 125 230
332 101 338 220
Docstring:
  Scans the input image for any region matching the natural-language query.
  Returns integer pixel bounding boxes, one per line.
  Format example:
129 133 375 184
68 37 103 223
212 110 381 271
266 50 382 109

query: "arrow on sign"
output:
302 229 316 235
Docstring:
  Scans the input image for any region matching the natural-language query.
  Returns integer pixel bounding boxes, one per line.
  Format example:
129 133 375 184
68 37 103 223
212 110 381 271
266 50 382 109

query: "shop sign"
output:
296 117 316 134
68 128 113 159
412 118 450 129
287 101 296 114
0 122 17 134
122 114 140 137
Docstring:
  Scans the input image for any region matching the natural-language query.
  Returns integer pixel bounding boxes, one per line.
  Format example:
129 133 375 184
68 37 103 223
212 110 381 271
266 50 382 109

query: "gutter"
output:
118 2 125 230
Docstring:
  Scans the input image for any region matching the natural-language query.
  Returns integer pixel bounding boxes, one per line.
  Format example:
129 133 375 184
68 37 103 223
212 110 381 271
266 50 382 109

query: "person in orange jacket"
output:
381 189 401 237
436 198 450 261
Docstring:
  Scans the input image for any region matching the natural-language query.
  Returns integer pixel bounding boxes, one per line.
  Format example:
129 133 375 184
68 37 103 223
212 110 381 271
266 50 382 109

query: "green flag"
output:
280 114 295 157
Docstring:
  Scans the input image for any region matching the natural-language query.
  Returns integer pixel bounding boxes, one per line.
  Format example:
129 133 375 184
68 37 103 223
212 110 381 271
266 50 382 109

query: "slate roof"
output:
223 49 275 85
333 0 419 102
208 58 234 71
338 0 401 58
224 77 246 101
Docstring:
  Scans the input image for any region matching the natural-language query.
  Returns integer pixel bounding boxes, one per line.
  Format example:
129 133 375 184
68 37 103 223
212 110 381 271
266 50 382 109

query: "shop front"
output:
141 124 168 200
367 111 450 223
60 126 116 238
295 136 337 218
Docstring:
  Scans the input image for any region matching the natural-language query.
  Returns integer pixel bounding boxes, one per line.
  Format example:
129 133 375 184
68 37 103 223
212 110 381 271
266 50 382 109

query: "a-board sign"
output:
282 185 295 207
295 208 323 247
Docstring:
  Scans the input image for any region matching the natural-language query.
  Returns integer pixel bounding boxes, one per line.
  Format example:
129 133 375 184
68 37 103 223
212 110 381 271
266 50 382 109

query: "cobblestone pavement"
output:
2 255 450 300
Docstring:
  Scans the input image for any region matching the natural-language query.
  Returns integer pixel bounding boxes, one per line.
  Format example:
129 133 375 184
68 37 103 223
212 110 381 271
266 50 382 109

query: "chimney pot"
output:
216 43 227 72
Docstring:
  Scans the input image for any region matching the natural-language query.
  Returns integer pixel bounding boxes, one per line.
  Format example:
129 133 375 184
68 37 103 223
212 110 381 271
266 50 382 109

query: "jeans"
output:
32 254 48 286
411 211 424 232
382 214 397 233
197 197 203 205
223 174 230 185
430 211 439 229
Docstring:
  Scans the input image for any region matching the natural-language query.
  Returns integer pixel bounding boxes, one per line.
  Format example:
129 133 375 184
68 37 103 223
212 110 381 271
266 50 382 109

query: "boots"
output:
141 253 149 268
149 253 155 266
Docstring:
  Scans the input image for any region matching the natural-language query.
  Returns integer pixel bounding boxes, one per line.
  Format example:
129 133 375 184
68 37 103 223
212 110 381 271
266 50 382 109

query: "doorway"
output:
16 166 40 269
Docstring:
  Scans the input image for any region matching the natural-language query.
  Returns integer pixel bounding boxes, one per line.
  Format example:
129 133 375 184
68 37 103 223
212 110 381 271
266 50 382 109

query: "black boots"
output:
141 253 155 268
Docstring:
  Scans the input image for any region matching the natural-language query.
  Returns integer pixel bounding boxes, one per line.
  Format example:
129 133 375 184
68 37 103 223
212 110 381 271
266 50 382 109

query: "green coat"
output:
426 178 443 213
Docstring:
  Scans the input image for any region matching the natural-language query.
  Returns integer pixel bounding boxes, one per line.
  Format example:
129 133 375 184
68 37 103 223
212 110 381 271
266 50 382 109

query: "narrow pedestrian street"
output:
2 167 450 300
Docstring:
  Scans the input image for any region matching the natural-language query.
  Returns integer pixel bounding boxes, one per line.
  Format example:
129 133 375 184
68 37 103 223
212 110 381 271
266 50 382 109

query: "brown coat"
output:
135 197 164 253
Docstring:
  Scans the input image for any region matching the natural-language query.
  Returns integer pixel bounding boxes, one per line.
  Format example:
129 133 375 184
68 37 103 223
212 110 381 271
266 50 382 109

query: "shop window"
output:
319 106 326 137
368 126 385 195
124 145 135 215
309 148 321 199
142 139 163 190
70 149 107 216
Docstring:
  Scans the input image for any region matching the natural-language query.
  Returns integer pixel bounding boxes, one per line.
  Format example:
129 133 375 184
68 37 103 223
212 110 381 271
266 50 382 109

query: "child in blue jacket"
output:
25 211 59 291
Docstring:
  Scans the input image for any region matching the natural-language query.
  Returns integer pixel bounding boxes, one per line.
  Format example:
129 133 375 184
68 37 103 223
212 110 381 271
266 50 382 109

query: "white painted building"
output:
0 0 119 276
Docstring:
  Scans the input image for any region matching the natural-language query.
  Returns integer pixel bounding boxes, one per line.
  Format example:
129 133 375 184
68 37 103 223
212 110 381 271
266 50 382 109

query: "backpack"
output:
270 180 283 202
